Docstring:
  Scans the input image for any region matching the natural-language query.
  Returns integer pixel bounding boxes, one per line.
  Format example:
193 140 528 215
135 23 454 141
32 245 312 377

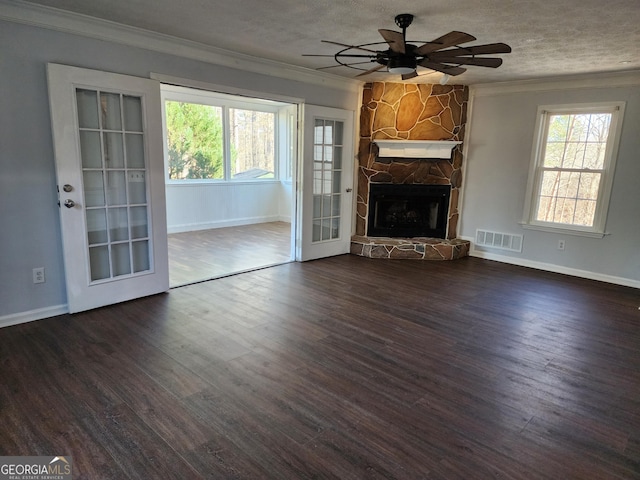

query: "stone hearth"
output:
351 235 470 260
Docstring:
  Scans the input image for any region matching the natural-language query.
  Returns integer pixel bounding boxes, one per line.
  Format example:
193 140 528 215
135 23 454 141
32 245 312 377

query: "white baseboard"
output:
167 215 286 234
462 236 640 289
0 304 69 329
4 239 637 329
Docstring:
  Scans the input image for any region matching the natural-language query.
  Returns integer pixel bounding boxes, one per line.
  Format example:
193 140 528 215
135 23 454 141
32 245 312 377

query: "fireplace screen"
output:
367 184 450 238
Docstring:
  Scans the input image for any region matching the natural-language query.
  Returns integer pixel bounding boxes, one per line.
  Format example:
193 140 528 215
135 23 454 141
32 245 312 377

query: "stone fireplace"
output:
350 82 471 260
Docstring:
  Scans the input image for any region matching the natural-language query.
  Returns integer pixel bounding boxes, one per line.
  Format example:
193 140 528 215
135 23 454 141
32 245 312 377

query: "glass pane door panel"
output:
333 146 343 169
332 171 341 193
123 95 143 132
76 89 99 129
108 207 129 241
104 133 125 167
125 133 145 168
83 171 105 207
111 243 132 276
312 220 321 242
101 93 122 130
322 218 331 241
323 147 333 163
132 240 150 272
128 172 147 204
322 195 331 217
76 88 152 283
86 209 108 244
334 122 343 145
313 195 321 218
331 195 341 216
129 206 148 239
332 217 340 239
323 170 332 193
79 131 102 168
324 121 334 143
106 171 127 205
89 246 110 281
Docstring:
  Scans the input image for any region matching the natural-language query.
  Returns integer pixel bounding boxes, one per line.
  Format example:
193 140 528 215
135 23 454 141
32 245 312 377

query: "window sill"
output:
520 222 607 238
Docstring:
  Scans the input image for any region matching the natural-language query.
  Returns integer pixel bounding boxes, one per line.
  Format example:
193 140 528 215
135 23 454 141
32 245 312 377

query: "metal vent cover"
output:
475 230 523 253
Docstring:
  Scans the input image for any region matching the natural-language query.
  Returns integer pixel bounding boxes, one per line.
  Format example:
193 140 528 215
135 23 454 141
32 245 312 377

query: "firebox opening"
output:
367 183 450 238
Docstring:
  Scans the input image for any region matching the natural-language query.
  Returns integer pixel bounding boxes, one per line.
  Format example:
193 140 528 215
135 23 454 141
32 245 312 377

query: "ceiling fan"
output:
304 13 511 80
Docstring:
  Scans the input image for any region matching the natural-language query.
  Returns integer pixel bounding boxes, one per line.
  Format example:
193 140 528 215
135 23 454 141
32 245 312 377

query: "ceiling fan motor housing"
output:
395 14 414 30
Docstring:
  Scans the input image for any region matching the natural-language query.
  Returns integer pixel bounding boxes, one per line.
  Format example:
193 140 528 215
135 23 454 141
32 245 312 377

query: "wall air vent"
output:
475 230 523 253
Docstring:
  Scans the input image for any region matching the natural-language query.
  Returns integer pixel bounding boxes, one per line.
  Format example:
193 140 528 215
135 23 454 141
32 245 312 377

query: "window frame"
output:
160 85 292 184
522 101 625 237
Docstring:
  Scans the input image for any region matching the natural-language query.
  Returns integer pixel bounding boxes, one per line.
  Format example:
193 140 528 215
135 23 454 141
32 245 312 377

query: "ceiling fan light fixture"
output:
387 56 417 75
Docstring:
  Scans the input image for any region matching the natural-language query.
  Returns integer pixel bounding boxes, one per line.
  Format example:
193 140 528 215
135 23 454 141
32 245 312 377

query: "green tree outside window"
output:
165 101 224 180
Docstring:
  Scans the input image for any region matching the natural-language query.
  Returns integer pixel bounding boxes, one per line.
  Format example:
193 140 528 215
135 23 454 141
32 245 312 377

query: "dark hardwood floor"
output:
168 222 292 287
1 255 639 479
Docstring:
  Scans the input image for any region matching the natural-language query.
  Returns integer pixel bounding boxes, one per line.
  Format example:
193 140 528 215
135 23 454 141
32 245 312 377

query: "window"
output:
161 85 294 182
165 101 224 180
523 102 625 237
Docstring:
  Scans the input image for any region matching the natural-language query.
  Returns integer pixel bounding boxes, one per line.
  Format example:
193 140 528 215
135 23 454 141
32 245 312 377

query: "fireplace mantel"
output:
373 140 462 160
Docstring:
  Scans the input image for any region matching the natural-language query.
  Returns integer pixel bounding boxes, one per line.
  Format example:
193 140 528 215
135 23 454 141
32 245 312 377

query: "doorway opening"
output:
160 85 297 287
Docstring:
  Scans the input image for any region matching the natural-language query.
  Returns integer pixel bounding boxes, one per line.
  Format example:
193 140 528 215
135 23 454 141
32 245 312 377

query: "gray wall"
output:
460 80 640 285
0 19 357 320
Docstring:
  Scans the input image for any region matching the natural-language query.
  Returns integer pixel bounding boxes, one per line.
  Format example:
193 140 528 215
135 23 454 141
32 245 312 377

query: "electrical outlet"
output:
33 267 45 284
557 239 565 250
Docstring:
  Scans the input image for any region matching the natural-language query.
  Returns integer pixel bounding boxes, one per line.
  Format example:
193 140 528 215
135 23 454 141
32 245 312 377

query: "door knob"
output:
64 199 75 208
346 188 353 192
62 184 73 192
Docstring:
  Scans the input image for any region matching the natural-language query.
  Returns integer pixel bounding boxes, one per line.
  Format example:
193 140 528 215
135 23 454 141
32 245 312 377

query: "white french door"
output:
297 105 355 261
47 64 169 313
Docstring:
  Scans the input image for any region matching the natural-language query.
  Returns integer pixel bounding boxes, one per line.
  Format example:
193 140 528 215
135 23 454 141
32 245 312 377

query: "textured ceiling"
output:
18 0 640 84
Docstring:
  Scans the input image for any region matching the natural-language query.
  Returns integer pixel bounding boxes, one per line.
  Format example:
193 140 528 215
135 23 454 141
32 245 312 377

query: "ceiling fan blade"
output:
401 71 419 80
378 29 405 54
316 61 377 70
321 40 380 54
430 43 512 57
417 60 467 76
355 64 386 77
427 57 503 68
414 31 477 55
303 54 377 59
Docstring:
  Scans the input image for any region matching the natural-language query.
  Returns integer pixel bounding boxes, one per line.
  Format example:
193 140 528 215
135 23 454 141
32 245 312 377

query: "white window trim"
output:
521 101 625 238
160 84 292 184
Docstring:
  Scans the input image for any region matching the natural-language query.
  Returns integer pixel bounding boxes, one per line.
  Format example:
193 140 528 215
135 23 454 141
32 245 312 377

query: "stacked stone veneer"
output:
353 81 470 260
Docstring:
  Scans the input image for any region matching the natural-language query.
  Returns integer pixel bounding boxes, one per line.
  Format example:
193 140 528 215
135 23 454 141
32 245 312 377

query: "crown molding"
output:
0 0 362 93
470 70 640 97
